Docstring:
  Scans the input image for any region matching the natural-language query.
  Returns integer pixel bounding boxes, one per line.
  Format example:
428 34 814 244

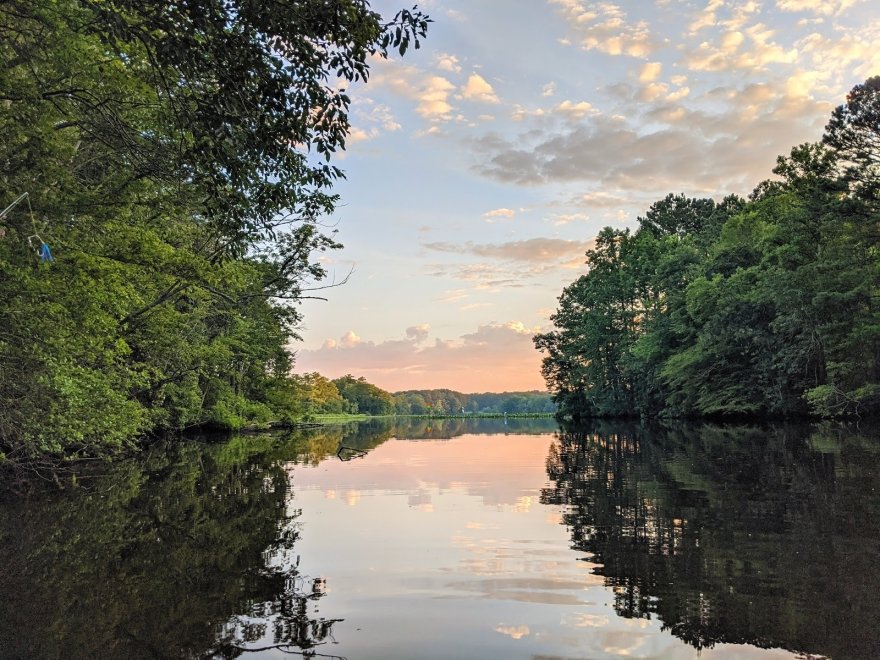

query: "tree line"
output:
535 77 880 419
288 373 554 417
0 0 429 465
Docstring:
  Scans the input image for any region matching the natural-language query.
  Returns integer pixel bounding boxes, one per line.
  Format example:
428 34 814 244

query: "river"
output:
1 418 878 659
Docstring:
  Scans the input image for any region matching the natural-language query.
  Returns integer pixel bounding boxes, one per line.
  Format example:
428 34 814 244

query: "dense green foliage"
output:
393 388 554 415
536 78 880 419
334 374 396 414
286 376 555 417
0 0 428 462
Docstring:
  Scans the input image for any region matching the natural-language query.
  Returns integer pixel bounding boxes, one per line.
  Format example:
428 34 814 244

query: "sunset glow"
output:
295 0 879 392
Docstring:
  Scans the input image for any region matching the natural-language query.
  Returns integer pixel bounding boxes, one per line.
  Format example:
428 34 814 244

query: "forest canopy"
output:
0 0 428 463
535 77 880 420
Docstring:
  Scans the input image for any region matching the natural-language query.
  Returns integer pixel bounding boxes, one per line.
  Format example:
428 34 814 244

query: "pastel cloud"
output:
555 100 596 119
548 212 589 226
461 73 500 104
347 100 401 144
437 288 471 304
554 190 652 226
369 60 458 122
776 0 864 15
681 23 797 72
367 57 506 129
434 52 462 73
406 323 431 341
417 75 456 119
426 238 592 263
638 61 662 82
501 0 876 210
567 191 637 209
511 97 600 123
425 262 525 289
422 238 594 291
346 126 376 145
368 0 873 151
340 330 362 347
294 322 547 392
495 625 530 640
688 0 725 33
482 207 516 222
511 104 547 121
549 0 655 57
472 79 833 196
797 28 880 80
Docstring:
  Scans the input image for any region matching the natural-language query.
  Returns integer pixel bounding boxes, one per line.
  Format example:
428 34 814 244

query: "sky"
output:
292 0 880 393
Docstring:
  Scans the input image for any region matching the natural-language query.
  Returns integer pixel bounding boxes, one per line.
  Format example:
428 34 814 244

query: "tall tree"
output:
0 0 429 461
537 78 880 419
824 75 880 215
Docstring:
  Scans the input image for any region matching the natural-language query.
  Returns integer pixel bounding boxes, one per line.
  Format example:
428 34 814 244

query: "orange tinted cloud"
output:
294 321 546 392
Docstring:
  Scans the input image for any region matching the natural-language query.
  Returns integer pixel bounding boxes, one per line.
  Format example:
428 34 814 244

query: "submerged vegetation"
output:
536 77 880 420
0 0 429 464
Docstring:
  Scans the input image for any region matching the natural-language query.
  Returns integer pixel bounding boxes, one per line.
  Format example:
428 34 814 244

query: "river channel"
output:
1 418 878 659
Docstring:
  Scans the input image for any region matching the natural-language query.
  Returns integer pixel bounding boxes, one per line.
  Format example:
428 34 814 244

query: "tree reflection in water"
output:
0 434 341 659
0 417 559 658
541 421 880 659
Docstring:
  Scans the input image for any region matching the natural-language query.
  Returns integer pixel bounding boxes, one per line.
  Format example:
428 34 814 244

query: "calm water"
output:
1 418 879 659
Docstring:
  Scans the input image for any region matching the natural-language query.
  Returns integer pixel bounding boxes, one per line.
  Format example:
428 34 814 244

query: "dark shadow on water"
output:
541 419 880 659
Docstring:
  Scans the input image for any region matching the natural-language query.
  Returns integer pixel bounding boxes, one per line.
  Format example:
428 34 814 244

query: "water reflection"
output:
325 415 559 445
1 418 878 659
279 416 558 465
0 417 558 658
0 435 338 658
542 420 880 659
